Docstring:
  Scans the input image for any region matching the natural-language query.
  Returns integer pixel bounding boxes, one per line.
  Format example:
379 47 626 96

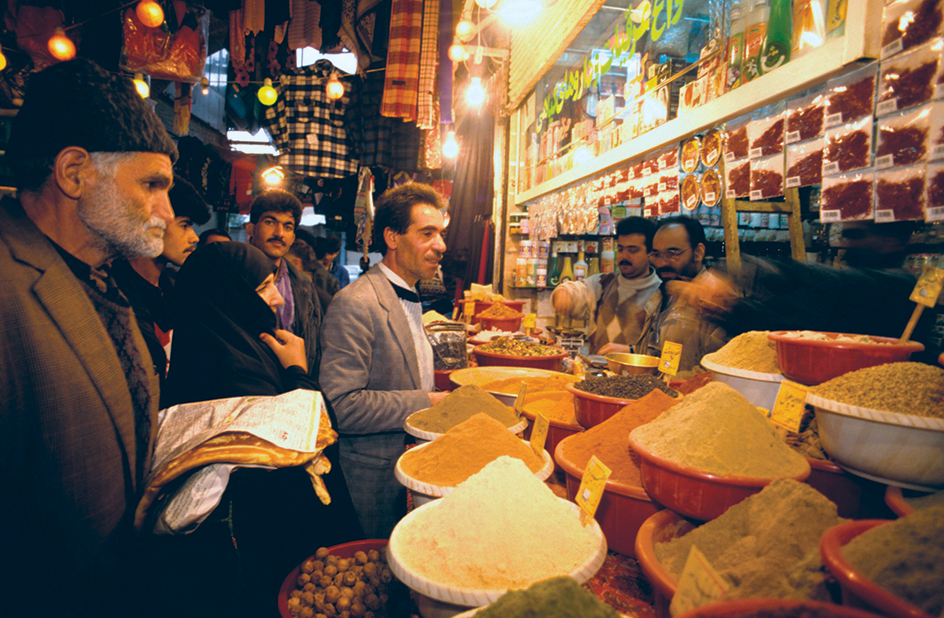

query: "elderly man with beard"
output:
551 216 662 354
0 59 177 617
644 216 728 377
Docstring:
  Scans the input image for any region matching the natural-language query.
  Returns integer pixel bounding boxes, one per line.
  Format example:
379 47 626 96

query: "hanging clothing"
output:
346 69 422 170
263 59 359 179
415 0 439 129
437 0 453 124
380 0 422 120
287 0 322 51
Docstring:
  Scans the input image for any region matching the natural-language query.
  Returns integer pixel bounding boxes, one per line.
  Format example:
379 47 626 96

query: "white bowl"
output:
395 441 554 506
448 367 571 407
700 356 783 412
808 393 944 491
404 409 528 444
387 498 606 613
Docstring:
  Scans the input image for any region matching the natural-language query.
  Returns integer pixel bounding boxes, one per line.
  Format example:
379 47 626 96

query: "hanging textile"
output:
415 0 440 129
346 70 422 170
380 0 422 120
287 0 322 50
422 106 442 170
353 166 375 256
244 0 265 35
437 0 453 124
262 59 359 179
339 0 384 73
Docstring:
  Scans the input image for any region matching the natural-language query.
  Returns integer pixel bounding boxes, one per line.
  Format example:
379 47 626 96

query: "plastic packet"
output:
660 189 681 215
881 0 944 59
658 146 679 170
642 155 660 177
750 154 785 200
749 111 787 158
681 174 701 210
823 116 873 175
786 91 827 143
925 161 944 220
725 118 751 161
701 168 723 206
820 171 875 221
681 137 702 172
725 158 752 198
628 175 645 200
642 173 661 199
876 39 944 116
627 161 646 180
926 101 944 159
660 169 679 192
824 63 877 128
876 104 932 168
426 322 469 371
701 128 725 167
786 136 826 188
874 165 927 221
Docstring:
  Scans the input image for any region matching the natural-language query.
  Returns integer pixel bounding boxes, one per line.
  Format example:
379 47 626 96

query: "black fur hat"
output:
8 58 178 188
169 175 211 225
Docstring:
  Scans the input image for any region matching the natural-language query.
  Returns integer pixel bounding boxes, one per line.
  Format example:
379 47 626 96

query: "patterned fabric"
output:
263 59 359 179
274 257 296 333
422 106 442 169
437 0 453 124
380 0 423 120
415 0 439 129
287 0 322 50
244 0 266 35
346 70 422 170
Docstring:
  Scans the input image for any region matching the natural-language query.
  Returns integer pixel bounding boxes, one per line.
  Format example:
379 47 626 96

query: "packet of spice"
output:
821 171 875 222
824 63 877 128
875 166 927 222
725 118 751 162
786 136 825 188
882 0 944 59
750 154 785 200
748 111 786 159
925 161 944 220
877 39 944 117
876 104 932 169
725 158 751 198
786 90 827 144
823 116 873 176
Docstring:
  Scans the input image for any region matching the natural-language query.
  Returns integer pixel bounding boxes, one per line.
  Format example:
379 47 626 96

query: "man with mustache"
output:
245 189 324 375
0 59 177 616
551 216 662 354
319 183 450 538
645 216 728 377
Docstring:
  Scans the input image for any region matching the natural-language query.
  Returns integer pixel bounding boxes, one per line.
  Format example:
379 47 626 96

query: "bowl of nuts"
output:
278 539 409 618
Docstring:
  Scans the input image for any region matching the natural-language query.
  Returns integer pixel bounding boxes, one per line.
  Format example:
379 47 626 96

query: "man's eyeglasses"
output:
649 247 690 260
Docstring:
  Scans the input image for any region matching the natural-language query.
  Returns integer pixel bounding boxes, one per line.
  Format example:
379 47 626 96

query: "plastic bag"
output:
122 1 208 83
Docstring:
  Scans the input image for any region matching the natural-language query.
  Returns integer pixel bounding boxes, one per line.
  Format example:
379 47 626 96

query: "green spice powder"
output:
407 385 520 433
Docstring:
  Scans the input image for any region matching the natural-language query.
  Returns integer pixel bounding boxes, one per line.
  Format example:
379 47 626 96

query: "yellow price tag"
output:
669 545 729 616
514 382 527 418
463 300 476 324
910 267 944 308
530 413 549 457
768 379 809 433
522 313 537 329
575 455 611 525
659 341 683 376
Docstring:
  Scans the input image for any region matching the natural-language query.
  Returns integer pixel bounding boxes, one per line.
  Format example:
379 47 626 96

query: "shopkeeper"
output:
551 216 662 354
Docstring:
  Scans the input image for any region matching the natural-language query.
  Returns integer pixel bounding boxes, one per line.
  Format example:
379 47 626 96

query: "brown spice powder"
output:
876 177 925 220
877 126 928 165
788 104 825 141
728 161 751 196
881 60 938 109
788 149 824 186
827 76 875 121
409 384 521 433
824 130 870 172
810 362 944 418
822 180 873 219
727 126 749 159
751 119 785 156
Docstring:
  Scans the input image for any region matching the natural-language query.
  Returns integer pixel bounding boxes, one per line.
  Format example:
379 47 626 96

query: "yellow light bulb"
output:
455 19 476 42
326 74 344 100
200 76 210 95
136 0 165 28
133 73 150 98
448 44 468 63
466 77 486 106
0 49 7 72
48 27 76 61
443 131 459 158
262 166 285 185
258 78 278 106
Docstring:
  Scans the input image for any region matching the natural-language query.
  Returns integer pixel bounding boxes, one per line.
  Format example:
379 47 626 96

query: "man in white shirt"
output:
319 183 448 538
551 216 662 354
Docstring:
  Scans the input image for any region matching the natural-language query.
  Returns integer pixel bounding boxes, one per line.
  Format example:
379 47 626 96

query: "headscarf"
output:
165 242 286 406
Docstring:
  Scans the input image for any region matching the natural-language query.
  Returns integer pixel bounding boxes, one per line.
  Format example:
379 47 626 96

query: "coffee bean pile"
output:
573 375 678 400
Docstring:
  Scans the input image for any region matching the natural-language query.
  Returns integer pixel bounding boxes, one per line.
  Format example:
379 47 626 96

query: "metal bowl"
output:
604 353 660 376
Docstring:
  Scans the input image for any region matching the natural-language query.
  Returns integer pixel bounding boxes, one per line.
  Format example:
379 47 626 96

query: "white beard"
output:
78 174 166 260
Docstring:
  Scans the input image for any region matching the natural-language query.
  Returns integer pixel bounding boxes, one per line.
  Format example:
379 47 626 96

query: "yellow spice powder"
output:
704 330 780 374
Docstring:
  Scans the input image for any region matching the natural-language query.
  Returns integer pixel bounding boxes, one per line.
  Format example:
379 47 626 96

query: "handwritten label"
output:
659 341 683 376
821 209 841 222
514 382 528 417
669 545 730 616
530 413 549 457
785 176 801 188
876 99 898 117
575 456 611 525
768 379 810 433
910 266 944 307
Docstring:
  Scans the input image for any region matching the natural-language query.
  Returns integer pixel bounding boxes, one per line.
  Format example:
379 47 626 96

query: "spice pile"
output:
478 339 563 357
558 390 680 486
703 331 780 374
630 382 809 478
655 479 845 606
810 362 944 418
477 303 522 319
522 391 578 425
573 375 678 400
406 385 520 434
390 456 600 590
842 505 944 616
481 373 578 394
475 576 618 618
398 413 544 487
779 330 890 343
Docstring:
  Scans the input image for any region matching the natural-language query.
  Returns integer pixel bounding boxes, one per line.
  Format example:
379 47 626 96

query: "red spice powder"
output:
788 104 825 141
787 149 824 186
727 126 749 159
825 130 871 172
728 161 751 196
828 76 876 121
823 180 873 219
877 126 929 165
751 119 785 156
752 168 784 198
881 60 938 110
877 177 925 220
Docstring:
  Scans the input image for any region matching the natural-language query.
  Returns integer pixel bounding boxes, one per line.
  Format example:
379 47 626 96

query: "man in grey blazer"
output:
320 183 449 538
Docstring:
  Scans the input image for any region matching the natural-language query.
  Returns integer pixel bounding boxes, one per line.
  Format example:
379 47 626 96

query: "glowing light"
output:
448 44 468 63
48 27 76 61
498 0 542 25
262 166 285 186
574 146 594 165
200 76 210 95
475 0 498 8
136 0 165 28
133 73 150 98
258 78 278 106
456 19 476 42
465 77 486 106
0 49 7 72
326 73 345 100
443 131 459 158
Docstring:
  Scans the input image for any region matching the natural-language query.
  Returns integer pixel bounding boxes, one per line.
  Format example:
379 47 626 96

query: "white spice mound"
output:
391 456 600 590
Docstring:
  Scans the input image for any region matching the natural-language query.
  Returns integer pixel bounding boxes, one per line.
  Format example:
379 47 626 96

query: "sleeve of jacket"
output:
555 274 604 321
318 289 430 435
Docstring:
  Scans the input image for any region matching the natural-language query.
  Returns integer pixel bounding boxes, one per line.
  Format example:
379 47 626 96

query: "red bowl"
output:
478 314 523 332
472 346 568 371
521 409 583 473
884 485 915 517
557 436 660 558
674 598 886 617
767 331 924 386
635 509 694 615
820 520 934 618
565 382 635 429
434 369 456 391
807 458 863 520
278 539 389 618
628 434 811 521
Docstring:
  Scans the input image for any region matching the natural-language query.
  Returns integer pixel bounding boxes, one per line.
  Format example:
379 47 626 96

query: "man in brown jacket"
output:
0 59 177 617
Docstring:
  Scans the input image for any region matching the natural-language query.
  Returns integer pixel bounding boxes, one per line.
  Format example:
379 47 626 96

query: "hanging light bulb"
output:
136 0 165 28
262 166 285 186
326 73 344 100
455 19 476 42
200 76 210 95
498 0 543 25
257 78 278 106
448 44 468 63
0 48 7 72
133 73 150 98
442 131 459 158
48 27 76 61
466 77 486 106
475 0 498 8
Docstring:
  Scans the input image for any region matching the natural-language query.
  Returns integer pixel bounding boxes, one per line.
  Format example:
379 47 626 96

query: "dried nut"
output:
302 560 316 574
353 551 368 565
336 597 352 612
323 565 338 578
336 558 350 572
324 585 341 604
315 547 330 559
367 550 380 562
342 571 358 587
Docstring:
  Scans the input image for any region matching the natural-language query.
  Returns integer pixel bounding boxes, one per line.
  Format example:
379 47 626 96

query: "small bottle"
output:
573 249 588 281
559 255 575 283
527 250 538 287
587 256 600 277
547 243 561 287
760 0 791 75
516 241 530 287
600 237 615 273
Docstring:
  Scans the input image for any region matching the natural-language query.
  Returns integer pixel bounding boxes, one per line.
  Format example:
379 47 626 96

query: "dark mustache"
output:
656 266 677 276
619 260 632 266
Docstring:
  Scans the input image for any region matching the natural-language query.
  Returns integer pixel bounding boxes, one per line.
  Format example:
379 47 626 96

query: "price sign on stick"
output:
768 379 809 433
660 341 683 376
902 267 944 342
514 382 527 418
575 456 611 525
522 312 537 336
530 413 549 457
669 545 729 616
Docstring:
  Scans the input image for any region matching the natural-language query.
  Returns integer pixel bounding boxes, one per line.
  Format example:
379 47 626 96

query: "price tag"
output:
927 206 944 222
768 379 809 433
575 455 611 525
785 176 801 188
463 300 476 324
824 112 843 128
749 147 763 159
785 130 800 144
514 382 528 418
750 190 763 200
820 209 841 222
882 39 903 58
822 161 840 175
659 341 683 376
875 154 894 169
725 189 737 199
724 151 736 163
669 545 729 616
875 209 895 223
522 313 537 329
910 266 944 308
876 99 898 117
530 413 549 457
